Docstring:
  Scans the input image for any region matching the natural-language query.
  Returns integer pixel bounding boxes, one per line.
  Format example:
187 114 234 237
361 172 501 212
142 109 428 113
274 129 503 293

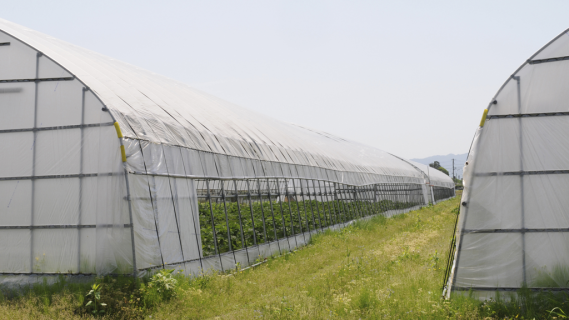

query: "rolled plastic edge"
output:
479 109 489 127
120 145 127 162
113 121 123 138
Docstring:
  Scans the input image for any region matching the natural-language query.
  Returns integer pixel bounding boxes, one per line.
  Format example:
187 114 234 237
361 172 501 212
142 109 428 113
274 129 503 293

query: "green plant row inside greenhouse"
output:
195 178 444 257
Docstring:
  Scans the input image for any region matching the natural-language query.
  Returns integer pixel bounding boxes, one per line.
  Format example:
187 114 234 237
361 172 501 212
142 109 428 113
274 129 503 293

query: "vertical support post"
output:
162 146 186 268
276 178 294 250
30 52 41 273
123 172 138 276
233 179 249 262
297 179 311 233
220 182 233 252
220 180 237 269
136 141 165 269
178 149 204 272
245 179 258 246
310 180 324 230
256 179 268 244
284 179 298 247
77 87 87 273
333 183 346 226
205 180 223 272
514 75 527 285
291 179 307 242
365 186 372 215
300 179 317 233
373 184 379 215
266 178 282 254
364 186 373 216
317 180 330 228
323 181 338 227
342 184 354 221
376 184 383 214
109 112 138 277
352 186 361 218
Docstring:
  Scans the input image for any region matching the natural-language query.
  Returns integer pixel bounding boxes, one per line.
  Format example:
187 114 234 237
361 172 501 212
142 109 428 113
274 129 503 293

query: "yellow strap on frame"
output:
120 145 127 162
114 121 123 138
479 109 489 127
114 122 127 162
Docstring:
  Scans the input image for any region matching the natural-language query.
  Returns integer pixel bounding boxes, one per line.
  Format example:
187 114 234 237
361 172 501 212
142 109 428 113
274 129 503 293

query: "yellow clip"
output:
114 122 123 138
479 109 489 127
120 145 127 162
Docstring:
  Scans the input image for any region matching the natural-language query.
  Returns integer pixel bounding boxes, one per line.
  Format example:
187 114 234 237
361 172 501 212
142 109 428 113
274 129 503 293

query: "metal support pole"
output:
245 180 258 246
285 180 296 238
256 179 268 244
323 181 338 227
300 179 316 233
30 52 41 273
136 140 165 269
514 75 527 285
205 180 223 272
178 149 204 271
162 146 186 268
220 183 233 252
77 87 86 273
276 179 295 250
291 179 307 242
310 180 324 230
266 178 282 254
341 184 353 221
333 183 345 226
353 186 362 218
232 179 249 262
317 180 331 228
298 179 311 233
364 186 373 216
284 180 298 246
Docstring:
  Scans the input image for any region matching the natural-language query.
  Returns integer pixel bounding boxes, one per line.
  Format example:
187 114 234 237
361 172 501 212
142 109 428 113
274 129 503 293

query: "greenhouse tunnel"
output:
0 19 454 285
447 28 569 299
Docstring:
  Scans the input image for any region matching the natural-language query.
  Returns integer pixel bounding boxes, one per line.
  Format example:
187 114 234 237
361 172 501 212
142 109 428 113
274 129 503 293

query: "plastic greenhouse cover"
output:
406 160 454 189
449 28 569 297
0 18 446 186
0 19 455 281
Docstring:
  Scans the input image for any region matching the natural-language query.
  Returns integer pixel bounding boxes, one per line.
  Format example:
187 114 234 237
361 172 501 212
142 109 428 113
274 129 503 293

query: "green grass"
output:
3 192 569 319
154 194 475 319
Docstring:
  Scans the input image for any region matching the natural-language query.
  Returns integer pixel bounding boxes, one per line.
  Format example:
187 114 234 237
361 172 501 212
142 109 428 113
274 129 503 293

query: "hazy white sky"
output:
3 1 569 158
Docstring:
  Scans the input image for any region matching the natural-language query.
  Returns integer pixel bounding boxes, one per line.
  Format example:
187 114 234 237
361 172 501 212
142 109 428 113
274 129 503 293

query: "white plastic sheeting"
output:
0 19 454 280
449 28 569 296
0 19 425 186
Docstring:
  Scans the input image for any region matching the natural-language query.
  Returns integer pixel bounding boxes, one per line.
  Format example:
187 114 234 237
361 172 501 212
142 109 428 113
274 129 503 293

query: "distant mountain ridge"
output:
410 153 468 179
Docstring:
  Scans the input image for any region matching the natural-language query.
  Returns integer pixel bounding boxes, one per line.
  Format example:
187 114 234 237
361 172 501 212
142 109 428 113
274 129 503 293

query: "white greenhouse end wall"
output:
448 28 569 298
0 31 133 279
0 19 454 283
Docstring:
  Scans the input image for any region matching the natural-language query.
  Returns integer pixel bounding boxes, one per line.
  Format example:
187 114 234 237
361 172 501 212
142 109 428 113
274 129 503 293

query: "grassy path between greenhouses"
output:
152 193 481 319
